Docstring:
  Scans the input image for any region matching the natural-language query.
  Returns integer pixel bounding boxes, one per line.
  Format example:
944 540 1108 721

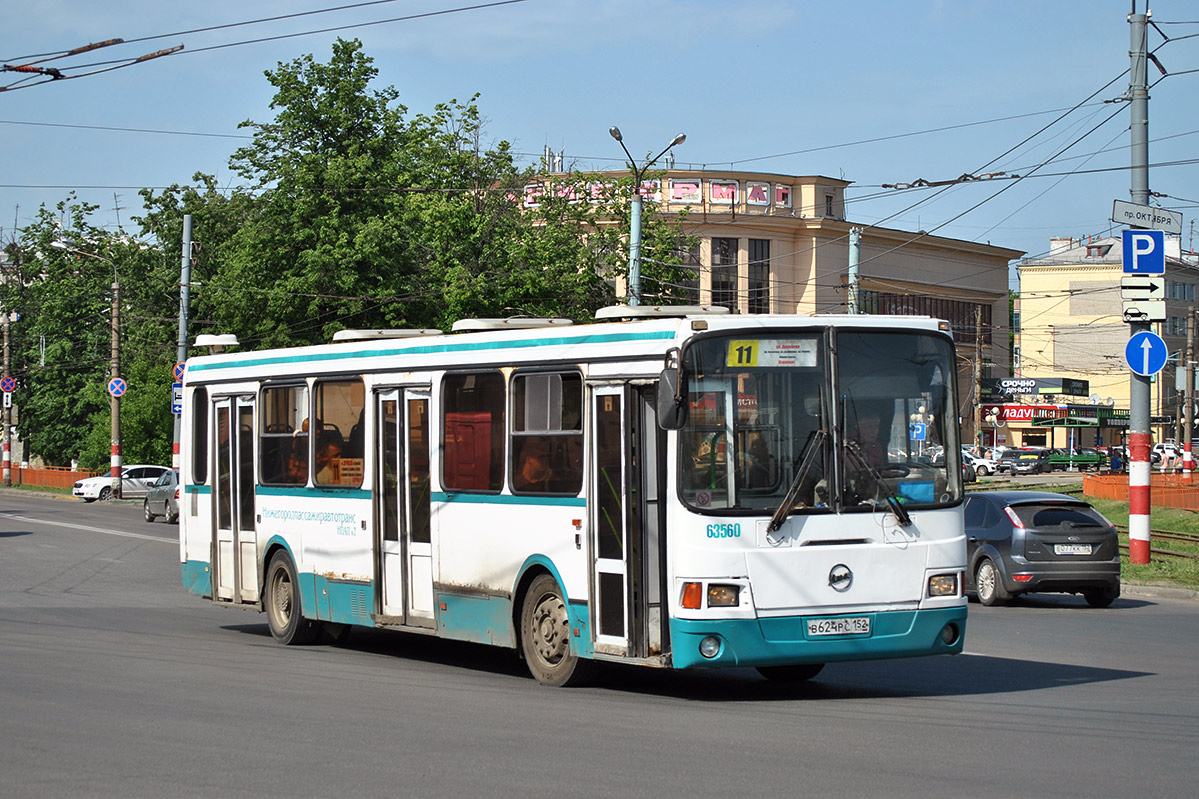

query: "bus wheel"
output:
757 663 825 682
265 551 318 645
520 574 592 687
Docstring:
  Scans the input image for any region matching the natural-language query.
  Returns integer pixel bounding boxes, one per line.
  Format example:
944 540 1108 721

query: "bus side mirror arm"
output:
657 348 688 430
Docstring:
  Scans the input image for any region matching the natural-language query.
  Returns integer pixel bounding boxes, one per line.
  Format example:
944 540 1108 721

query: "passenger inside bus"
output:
315 431 344 484
514 437 552 491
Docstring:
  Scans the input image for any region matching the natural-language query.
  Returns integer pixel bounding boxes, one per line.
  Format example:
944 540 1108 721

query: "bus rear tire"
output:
757 663 824 682
266 551 319 645
520 573 592 687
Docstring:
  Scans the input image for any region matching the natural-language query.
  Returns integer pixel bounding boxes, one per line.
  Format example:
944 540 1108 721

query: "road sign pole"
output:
1127 6 1151 565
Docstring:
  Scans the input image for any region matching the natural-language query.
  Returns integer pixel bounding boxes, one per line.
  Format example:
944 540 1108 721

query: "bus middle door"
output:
212 395 258 605
376 388 435 628
590 384 666 660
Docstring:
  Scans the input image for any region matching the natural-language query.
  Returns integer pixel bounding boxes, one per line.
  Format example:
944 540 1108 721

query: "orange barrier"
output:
9 466 100 490
1083 473 1199 510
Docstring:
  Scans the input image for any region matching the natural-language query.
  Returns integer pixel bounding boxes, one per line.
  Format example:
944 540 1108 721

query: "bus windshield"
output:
677 329 961 515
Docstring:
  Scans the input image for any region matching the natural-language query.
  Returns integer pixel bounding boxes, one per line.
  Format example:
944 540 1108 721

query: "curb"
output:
1121 581 1199 602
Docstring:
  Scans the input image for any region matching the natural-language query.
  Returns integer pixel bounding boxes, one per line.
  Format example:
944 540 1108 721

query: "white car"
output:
73 465 172 502
962 449 997 477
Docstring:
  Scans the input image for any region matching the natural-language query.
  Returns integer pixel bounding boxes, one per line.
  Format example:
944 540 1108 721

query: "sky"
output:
3 0 1198 277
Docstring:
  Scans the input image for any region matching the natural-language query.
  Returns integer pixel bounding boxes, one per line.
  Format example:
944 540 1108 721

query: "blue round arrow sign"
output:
1125 330 1168 377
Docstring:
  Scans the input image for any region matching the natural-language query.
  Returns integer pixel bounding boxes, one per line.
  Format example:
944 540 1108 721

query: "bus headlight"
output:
699 636 722 659
707 584 740 607
927 573 958 597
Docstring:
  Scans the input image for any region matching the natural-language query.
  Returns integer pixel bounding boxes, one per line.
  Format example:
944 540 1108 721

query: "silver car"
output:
143 469 180 524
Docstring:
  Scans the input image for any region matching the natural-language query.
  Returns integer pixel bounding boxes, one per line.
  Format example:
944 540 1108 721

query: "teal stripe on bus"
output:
431 491 587 508
184 485 211 495
257 485 372 500
187 329 677 373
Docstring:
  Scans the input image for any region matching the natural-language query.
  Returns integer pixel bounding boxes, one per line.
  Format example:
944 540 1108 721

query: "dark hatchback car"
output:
964 491 1121 607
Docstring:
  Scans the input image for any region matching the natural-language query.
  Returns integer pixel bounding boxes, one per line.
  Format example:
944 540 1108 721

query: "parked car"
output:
962 450 997 477
73 465 172 502
963 491 1121 608
143 469 180 523
1009 448 1052 475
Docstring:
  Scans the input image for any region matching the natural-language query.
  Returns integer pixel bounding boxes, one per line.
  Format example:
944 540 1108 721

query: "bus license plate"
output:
807 617 870 637
1055 543 1092 555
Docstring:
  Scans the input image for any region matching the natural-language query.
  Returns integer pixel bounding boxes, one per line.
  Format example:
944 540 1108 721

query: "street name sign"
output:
1126 330 1168 377
1122 229 1165 274
1112 200 1183 235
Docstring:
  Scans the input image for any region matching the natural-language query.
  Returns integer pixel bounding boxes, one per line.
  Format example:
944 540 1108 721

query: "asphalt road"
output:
2 490 1196 799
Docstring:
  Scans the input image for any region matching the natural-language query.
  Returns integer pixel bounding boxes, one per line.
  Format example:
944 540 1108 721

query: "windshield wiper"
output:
843 442 913 527
767 428 826 534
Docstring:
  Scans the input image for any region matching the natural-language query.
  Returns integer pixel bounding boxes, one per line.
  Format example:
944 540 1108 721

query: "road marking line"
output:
3 514 175 543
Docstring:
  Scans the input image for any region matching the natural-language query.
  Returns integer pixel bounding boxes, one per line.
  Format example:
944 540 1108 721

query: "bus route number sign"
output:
726 339 817 368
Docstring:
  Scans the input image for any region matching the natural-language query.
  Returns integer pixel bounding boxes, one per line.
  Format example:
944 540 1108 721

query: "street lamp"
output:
51 240 122 500
608 127 686 306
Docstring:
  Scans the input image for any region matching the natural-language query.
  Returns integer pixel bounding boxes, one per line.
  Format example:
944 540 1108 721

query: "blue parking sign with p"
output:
1123 229 1165 274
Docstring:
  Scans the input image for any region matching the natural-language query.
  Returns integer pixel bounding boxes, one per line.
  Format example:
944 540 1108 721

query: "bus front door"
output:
376 388 435 628
590 385 667 660
212 395 258 604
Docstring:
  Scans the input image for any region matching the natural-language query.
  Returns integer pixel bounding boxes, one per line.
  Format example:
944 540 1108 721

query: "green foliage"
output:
5 38 692 466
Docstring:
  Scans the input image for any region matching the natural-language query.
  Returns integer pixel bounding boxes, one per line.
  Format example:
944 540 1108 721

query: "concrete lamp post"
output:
608 127 686 306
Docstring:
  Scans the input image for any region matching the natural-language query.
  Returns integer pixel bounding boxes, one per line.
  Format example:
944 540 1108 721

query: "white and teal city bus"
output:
179 307 967 686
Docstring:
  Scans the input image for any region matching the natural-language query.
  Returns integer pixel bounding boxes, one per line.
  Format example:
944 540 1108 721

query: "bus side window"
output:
260 384 308 485
191 387 208 483
443 372 505 492
312 379 365 488
511 372 583 495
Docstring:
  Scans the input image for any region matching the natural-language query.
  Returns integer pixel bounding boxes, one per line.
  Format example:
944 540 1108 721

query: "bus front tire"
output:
266 551 319 645
520 574 592 687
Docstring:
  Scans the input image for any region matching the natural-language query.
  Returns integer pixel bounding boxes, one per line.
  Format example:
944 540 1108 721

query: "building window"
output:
748 238 770 314
711 237 738 311
825 194 834 217
859 290 993 346
673 238 701 305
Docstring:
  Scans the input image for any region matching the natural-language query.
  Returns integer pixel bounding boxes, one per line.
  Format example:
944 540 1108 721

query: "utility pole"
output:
3 303 10 487
110 270 121 499
1185 307 1195 480
847 227 861 314
173 215 193 469
974 306 983 453
1127 4 1152 564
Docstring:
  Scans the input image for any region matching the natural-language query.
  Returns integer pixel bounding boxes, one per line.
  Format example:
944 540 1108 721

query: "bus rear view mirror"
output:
658 368 688 430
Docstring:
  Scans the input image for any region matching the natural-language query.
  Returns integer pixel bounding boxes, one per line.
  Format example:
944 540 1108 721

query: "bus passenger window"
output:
260 384 308 485
511 372 582 495
443 372 505 492
313 379 365 488
191 387 208 483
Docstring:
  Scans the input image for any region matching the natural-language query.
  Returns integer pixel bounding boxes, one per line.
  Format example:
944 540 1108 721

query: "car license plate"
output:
1054 543 1092 555
806 616 870 636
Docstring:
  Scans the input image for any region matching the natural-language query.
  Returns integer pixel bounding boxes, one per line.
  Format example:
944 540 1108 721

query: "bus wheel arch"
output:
516 571 593 687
